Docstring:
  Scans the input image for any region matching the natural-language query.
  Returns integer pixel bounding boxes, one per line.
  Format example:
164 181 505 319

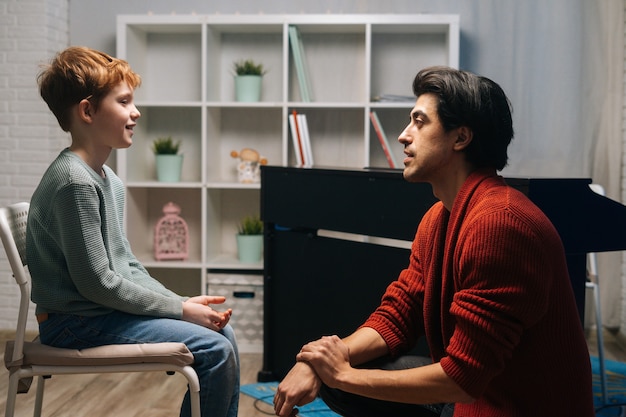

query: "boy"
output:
27 46 240 417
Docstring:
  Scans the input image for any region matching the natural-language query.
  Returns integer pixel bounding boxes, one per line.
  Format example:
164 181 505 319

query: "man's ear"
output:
454 126 473 150
78 99 93 123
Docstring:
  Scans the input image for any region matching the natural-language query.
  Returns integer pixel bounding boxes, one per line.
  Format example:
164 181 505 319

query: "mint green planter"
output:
155 154 183 182
236 234 263 263
235 75 262 102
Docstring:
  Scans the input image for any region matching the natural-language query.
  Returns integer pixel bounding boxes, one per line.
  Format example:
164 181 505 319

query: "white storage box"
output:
207 272 263 353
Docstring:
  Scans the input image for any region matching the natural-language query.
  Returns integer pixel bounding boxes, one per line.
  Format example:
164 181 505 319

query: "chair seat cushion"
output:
5 340 194 369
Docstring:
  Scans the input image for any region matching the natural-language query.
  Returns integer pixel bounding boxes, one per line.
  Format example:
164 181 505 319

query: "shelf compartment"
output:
126 187 203 265
206 188 261 269
206 24 284 103
287 107 365 169
206 106 283 183
127 106 202 183
289 24 366 103
370 24 454 103
123 23 203 103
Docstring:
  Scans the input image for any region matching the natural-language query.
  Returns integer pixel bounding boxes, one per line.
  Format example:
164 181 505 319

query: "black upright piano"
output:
258 166 626 382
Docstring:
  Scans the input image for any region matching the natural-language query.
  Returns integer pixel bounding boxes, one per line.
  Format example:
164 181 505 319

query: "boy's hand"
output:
182 296 232 331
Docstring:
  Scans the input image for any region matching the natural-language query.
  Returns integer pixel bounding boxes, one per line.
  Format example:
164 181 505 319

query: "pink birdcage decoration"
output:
154 202 189 261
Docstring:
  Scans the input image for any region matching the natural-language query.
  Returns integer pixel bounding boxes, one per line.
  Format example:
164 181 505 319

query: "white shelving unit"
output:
115 13 459 298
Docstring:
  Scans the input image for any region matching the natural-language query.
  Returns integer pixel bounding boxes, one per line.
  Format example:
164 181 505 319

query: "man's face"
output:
398 93 459 184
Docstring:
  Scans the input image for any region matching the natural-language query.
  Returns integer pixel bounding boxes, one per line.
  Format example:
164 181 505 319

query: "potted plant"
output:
236 214 263 263
233 59 266 102
152 136 183 182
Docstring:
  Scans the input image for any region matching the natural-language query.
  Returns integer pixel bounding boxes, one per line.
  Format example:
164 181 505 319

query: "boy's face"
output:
90 81 140 150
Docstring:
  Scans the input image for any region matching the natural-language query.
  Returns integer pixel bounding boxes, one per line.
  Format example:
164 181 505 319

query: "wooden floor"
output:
0 328 624 416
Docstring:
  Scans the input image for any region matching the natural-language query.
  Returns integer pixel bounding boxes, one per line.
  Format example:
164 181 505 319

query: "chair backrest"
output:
0 202 31 364
0 203 30 282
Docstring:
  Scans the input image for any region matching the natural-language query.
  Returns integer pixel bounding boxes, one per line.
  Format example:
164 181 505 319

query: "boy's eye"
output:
118 94 133 105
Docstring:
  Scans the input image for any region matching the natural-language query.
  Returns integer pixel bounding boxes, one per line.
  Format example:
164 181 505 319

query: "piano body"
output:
258 166 626 382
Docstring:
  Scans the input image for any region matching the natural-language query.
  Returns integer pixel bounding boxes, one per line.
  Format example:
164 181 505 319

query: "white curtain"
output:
496 0 624 328
583 0 625 328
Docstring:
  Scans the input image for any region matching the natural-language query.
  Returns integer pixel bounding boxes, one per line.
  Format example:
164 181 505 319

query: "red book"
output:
289 110 306 167
370 111 397 168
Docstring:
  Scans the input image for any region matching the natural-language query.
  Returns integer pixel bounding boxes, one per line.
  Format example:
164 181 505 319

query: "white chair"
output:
0 202 201 417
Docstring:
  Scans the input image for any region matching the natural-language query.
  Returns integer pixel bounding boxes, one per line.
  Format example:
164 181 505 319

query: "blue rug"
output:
592 356 626 416
241 381 340 417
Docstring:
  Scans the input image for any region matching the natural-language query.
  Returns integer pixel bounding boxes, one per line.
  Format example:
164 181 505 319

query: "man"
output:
273 66 594 417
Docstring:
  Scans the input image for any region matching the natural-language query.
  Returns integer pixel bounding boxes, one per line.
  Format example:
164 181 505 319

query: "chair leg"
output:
588 281 608 405
190 391 201 417
179 366 201 417
5 373 20 417
33 376 45 417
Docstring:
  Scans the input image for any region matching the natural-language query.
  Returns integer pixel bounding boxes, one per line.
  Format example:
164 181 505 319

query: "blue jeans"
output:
39 311 240 417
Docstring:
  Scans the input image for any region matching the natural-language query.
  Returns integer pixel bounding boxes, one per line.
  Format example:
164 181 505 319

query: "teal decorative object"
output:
155 154 183 182
235 75 262 102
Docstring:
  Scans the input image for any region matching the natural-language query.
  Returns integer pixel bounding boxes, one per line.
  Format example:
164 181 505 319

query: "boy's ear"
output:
454 126 473 150
78 99 93 123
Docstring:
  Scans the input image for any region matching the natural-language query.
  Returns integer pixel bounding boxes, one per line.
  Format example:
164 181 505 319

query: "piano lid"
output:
261 167 626 255
507 177 626 254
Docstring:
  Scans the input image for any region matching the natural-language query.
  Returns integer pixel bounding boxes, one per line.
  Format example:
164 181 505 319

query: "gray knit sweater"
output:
27 149 184 318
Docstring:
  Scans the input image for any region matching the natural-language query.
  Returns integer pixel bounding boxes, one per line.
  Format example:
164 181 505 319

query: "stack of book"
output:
289 110 313 167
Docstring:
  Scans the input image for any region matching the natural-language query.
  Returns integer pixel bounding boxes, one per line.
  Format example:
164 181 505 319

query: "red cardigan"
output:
363 169 594 416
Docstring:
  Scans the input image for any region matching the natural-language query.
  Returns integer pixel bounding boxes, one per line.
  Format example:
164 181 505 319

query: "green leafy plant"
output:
152 136 181 155
233 59 266 76
237 215 263 235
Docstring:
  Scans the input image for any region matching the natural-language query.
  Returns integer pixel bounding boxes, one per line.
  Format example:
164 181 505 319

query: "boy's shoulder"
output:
46 149 91 180
33 149 101 197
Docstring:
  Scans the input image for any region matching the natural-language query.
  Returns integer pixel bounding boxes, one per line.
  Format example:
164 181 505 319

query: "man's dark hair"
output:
412 66 514 171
